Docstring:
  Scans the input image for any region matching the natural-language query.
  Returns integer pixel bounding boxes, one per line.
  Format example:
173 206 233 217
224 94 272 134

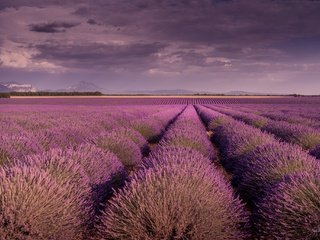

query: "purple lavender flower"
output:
255 172 320 239
262 120 320 150
160 105 216 159
214 120 274 167
96 133 142 169
235 142 320 203
108 127 148 152
160 131 215 159
0 166 88 239
59 144 126 210
195 105 233 130
0 132 43 165
144 145 213 168
130 119 163 141
94 152 250 240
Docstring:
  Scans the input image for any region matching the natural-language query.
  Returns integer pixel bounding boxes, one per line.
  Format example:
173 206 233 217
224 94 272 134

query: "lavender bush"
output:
208 106 269 128
208 105 320 151
130 119 163 141
160 106 215 159
144 145 213 168
108 127 148 151
195 105 233 130
262 120 320 150
0 133 43 166
214 121 274 169
255 172 320 239
19 149 93 224
53 144 126 210
0 166 87 239
21 149 91 194
235 142 320 202
161 131 215 159
96 133 142 168
94 151 249 240
66 144 124 186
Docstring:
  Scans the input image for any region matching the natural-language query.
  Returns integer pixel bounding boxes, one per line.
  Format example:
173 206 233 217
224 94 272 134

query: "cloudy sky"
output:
0 0 320 94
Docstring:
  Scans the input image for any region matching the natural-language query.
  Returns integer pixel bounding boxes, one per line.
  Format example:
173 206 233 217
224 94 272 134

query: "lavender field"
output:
0 97 319 240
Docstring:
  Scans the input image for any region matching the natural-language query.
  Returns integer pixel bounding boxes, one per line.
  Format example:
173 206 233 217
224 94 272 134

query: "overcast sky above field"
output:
0 0 320 94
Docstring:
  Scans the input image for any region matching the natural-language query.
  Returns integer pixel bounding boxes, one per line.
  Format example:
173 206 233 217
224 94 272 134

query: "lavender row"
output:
0 144 126 239
0 105 179 165
157 105 215 158
3 96 320 105
231 103 320 123
92 106 185 169
92 105 250 239
196 105 320 239
0 106 185 239
206 105 320 159
225 104 320 130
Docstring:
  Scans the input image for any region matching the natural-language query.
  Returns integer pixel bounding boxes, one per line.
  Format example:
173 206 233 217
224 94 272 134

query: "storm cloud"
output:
29 21 79 33
32 41 167 70
0 0 320 94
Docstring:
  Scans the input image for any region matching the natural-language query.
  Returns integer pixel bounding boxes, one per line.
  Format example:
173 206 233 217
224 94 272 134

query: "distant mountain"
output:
51 81 109 93
224 91 273 96
0 81 279 96
0 82 37 92
0 83 11 92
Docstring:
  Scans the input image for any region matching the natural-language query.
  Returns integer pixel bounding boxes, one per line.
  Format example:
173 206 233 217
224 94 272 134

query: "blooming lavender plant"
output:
130 119 163 141
18 149 93 223
20 148 91 193
108 127 148 153
195 105 232 130
94 152 250 240
235 142 320 203
160 105 216 159
262 120 320 150
0 166 87 239
0 133 43 166
96 133 142 169
57 144 126 211
144 145 213 168
254 172 320 239
214 120 274 170
161 131 215 159
207 105 269 128
208 105 320 151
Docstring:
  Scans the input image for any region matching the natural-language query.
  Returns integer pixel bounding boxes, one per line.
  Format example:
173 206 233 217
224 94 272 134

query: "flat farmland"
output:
0 97 319 239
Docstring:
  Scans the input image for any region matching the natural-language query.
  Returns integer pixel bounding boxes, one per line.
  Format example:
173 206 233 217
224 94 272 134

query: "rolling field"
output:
0 97 319 239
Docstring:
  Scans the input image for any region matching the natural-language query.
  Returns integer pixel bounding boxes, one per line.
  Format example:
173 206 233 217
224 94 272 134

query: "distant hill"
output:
65 81 109 93
224 91 269 96
0 82 37 92
0 84 10 92
0 81 281 96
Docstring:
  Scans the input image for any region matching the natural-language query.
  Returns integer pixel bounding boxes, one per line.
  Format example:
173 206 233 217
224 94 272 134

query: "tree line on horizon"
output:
0 91 103 98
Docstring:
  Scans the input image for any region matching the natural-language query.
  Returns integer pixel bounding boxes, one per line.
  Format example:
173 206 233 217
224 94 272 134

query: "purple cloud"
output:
0 0 320 94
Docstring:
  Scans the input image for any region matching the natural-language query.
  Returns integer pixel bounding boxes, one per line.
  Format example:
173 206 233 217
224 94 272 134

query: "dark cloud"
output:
86 19 97 25
29 21 79 33
31 41 167 70
1 0 320 93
